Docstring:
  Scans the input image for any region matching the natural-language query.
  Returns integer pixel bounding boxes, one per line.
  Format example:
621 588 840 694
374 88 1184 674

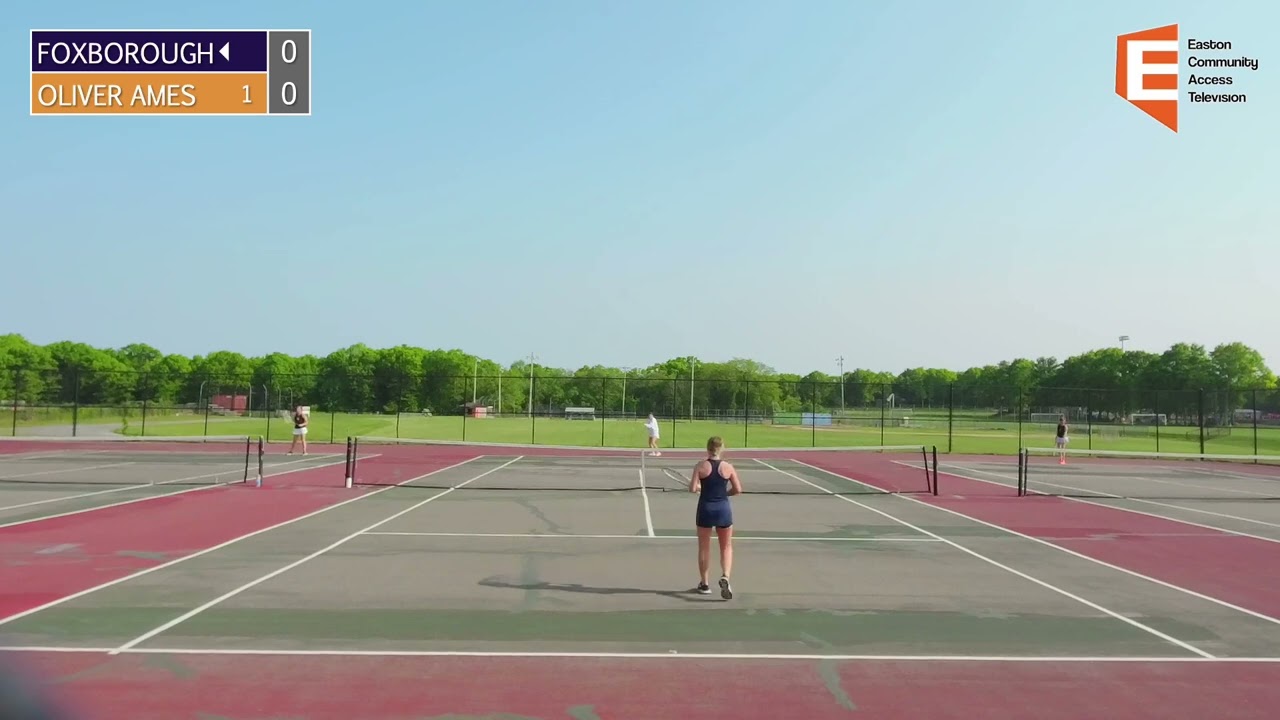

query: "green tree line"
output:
1 333 1276 420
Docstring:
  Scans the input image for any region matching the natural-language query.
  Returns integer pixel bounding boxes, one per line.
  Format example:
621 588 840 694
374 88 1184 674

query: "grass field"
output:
8 405 1277 457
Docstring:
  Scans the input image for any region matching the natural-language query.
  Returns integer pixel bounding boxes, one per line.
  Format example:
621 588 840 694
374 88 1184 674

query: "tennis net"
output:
1017 446 1280 500
0 435 263 487
345 437 937 496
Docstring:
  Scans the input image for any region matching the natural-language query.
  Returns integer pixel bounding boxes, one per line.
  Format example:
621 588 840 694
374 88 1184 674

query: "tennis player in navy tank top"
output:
688 436 742 599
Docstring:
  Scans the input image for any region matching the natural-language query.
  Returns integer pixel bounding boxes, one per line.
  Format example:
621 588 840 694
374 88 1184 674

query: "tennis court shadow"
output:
479 577 716 603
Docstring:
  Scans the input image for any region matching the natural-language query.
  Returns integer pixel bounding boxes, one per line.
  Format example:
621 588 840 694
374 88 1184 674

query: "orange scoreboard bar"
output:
30 29 311 116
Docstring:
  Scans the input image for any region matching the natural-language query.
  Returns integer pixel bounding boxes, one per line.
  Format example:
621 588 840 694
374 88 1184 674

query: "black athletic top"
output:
294 412 307 429
1056 421 1067 438
698 459 731 504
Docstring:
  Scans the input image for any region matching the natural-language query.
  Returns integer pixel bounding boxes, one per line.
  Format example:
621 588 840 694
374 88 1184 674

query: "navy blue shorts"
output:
696 499 733 529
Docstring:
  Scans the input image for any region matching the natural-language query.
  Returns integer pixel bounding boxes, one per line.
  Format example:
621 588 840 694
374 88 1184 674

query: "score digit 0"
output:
267 30 309 115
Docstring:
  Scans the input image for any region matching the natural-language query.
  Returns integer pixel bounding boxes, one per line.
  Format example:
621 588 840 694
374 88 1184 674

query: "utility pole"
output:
836 355 845 416
689 357 696 418
527 353 537 416
620 367 632 415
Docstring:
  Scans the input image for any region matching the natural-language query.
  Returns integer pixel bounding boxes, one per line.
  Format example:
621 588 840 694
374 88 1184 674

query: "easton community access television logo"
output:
1116 23 1258 132
1115 24 1179 132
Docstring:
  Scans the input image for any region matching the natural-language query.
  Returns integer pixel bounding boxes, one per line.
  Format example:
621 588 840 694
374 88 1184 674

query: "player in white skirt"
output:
645 412 662 456
287 406 308 455
1055 416 1068 464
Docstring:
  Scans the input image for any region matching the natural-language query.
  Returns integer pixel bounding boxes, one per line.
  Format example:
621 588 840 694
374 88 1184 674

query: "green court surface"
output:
5 455 1280 663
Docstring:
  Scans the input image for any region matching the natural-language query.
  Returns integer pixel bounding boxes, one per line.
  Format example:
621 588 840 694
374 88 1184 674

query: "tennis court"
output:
2 438 1280 718
0 435 347 526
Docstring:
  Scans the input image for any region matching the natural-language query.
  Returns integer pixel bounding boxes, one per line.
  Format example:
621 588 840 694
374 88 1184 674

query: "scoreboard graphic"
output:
30 29 311 116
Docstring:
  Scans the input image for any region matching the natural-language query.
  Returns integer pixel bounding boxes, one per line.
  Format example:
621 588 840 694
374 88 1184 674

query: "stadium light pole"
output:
620 367 632 415
527 353 537 417
1119 335 1129 351
689 357 696 419
836 356 845 416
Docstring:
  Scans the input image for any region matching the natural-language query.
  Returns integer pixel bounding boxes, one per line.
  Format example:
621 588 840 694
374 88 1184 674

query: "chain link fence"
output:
4 368 1278 455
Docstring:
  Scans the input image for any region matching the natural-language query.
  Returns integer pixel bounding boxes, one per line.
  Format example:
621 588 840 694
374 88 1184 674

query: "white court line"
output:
854 460 1280 630
931 461 1280 541
3 645 1280 662
0 460 136 481
637 468 655 537
757 459 1214 659
108 456 526 654
0 454 345 525
0 455 484 628
362 531 942 543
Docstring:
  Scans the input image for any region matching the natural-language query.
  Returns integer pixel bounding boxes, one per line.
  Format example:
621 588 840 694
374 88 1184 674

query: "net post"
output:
243 436 251 483
1017 448 1026 496
920 445 930 492
931 446 939 495
345 436 356 488
344 436 351 485
255 436 264 487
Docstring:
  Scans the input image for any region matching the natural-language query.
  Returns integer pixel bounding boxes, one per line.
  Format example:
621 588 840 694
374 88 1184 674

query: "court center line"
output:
0 460 136 481
0 455 484 628
756 459 1214 659
832 460 1280 630
362 531 942 543
928 461 1280 541
0 454 350 528
637 468 655 537
8 645 1280 662
108 456 526 654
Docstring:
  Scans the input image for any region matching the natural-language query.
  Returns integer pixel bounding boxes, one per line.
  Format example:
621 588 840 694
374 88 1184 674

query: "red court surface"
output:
5 652 1279 720
0 452 463 621
915 464 1280 620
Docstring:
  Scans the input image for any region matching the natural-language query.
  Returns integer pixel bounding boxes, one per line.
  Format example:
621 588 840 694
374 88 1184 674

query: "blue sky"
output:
4 1 1276 375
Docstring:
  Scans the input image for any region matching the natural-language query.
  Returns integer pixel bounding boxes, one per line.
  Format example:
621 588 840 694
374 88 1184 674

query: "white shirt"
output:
645 416 660 438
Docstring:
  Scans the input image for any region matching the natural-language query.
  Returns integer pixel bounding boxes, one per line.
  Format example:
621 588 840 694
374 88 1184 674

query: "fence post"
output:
1253 388 1259 459
1198 388 1206 455
744 378 751 448
10 370 19 437
72 368 81 437
455 379 465 440
1016 388 1023 451
811 380 817 447
600 377 607 447
947 383 954 454
879 383 886 446
1154 390 1161 453
140 373 149 437
531 374 538 445
669 378 677 448
1085 390 1093 451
